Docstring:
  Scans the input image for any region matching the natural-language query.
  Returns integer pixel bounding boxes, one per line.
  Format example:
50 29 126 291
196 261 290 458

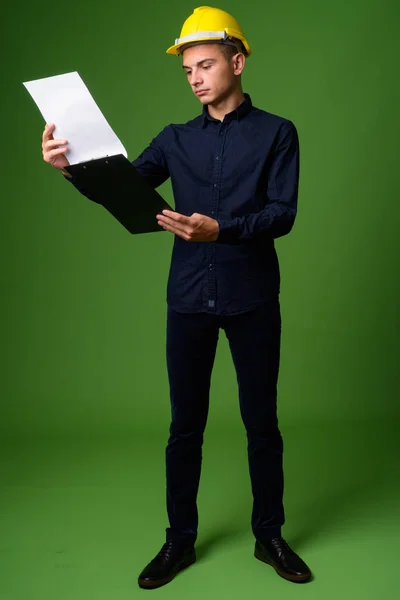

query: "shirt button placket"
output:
207 124 225 311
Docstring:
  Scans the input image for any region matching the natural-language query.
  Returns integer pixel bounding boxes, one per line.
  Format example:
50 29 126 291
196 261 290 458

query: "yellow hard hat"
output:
166 6 252 57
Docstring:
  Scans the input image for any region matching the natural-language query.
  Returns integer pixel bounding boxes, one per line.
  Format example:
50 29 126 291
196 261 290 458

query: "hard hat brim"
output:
166 30 252 56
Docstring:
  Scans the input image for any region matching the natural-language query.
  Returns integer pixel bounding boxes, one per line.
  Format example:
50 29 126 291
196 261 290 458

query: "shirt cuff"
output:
215 219 237 243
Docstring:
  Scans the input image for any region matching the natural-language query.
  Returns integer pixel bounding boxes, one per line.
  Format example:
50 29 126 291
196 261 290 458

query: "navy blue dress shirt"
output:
67 94 299 315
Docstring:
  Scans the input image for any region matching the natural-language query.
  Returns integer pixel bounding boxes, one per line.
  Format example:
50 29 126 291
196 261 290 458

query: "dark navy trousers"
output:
165 298 285 546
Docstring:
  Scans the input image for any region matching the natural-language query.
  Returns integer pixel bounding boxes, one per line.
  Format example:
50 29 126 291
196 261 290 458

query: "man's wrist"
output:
212 219 219 241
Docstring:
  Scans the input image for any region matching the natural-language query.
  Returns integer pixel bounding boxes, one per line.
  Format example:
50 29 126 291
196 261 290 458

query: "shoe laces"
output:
269 537 294 556
155 542 175 565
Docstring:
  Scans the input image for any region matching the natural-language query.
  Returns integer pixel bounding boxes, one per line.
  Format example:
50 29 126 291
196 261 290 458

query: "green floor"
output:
1 420 398 599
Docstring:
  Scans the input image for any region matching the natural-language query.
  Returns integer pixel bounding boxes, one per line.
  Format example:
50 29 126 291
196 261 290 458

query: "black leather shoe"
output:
138 541 196 589
255 538 311 583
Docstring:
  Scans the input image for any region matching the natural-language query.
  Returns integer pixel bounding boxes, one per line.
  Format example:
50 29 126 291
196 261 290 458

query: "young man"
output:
42 5 312 590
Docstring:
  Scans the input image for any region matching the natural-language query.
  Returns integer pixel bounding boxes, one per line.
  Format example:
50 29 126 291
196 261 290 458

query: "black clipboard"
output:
65 154 173 234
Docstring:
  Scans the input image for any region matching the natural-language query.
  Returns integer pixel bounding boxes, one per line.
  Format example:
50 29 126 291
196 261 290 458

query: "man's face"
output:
182 44 238 105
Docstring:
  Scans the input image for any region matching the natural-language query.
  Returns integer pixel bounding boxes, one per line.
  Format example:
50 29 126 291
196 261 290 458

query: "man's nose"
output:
190 70 203 87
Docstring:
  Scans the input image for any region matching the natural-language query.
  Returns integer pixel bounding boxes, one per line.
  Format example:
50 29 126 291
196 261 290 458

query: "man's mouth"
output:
195 89 209 96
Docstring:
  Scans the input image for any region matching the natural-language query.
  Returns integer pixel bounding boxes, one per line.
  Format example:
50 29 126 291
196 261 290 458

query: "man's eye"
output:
185 71 191 76
203 65 211 70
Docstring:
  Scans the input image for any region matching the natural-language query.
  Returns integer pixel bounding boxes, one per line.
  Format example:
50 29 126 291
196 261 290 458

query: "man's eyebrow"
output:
182 58 217 69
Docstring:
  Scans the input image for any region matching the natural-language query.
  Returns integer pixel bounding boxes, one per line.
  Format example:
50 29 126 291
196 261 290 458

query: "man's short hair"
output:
219 39 247 61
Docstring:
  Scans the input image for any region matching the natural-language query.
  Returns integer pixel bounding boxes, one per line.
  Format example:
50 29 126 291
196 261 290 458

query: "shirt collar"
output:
201 93 253 128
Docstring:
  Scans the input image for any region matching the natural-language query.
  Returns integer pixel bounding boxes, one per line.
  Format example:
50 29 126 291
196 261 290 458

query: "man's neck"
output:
207 89 246 122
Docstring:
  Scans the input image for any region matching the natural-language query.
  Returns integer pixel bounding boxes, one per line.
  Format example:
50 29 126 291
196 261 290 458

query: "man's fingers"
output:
159 222 189 240
158 219 190 239
158 218 187 234
161 210 190 225
43 138 68 151
158 216 190 236
43 147 68 162
42 123 55 142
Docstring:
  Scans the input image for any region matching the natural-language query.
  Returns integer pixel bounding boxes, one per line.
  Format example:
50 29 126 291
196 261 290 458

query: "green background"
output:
1 0 399 598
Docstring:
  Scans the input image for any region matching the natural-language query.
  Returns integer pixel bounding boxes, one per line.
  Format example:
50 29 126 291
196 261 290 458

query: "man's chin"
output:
196 93 212 104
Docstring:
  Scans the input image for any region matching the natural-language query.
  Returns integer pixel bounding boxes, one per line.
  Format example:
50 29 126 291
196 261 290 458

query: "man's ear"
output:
233 53 246 76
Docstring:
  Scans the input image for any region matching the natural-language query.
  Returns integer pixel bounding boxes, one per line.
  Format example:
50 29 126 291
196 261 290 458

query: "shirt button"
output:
215 156 220 160
209 264 213 269
213 183 217 188
211 210 215 216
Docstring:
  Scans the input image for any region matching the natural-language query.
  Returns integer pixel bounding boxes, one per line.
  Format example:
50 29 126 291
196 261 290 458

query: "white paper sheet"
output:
23 71 127 166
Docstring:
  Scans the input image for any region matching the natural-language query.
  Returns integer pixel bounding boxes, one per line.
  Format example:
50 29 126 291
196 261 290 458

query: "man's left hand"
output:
157 210 219 242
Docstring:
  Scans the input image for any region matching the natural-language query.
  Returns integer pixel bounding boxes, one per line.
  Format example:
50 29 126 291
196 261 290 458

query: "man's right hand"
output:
42 123 71 175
